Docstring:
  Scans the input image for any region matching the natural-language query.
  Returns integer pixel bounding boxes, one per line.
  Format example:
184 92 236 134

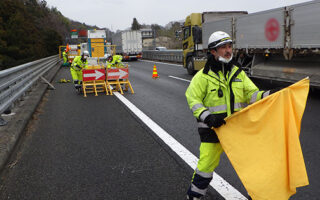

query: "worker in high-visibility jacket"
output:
106 55 124 69
62 49 68 65
70 50 89 90
185 31 280 200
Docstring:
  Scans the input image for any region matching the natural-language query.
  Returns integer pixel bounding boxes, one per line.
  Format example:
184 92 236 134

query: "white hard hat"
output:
104 54 111 58
83 50 89 56
208 31 232 49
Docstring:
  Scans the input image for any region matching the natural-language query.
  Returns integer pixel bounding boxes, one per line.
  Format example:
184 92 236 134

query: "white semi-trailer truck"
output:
183 1 320 87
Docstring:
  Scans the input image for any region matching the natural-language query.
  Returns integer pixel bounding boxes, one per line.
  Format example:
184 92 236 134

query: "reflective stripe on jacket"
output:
71 56 88 71
185 65 264 123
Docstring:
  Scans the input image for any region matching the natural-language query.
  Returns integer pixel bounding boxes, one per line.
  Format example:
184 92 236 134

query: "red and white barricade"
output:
82 69 108 97
106 67 134 95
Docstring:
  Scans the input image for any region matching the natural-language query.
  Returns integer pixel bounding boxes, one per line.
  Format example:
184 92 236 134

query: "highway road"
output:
0 60 319 200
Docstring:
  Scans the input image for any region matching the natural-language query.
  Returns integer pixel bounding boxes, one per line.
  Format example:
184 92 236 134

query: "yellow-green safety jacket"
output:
62 51 68 63
71 56 88 71
107 55 123 69
185 57 266 142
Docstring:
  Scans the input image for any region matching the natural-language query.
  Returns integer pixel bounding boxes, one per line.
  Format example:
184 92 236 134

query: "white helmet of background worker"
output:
208 31 233 63
82 50 89 59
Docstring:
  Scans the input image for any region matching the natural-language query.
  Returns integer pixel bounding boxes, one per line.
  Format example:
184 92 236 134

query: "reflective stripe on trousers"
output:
188 143 223 198
191 183 208 196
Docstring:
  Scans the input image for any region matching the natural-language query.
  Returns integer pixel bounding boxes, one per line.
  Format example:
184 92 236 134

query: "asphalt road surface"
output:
0 60 319 200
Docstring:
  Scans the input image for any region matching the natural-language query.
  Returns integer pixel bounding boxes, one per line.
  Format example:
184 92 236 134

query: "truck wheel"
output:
187 57 195 75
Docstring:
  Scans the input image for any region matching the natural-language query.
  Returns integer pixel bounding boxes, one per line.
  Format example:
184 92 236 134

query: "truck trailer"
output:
182 11 247 74
112 30 143 61
182 1 320 87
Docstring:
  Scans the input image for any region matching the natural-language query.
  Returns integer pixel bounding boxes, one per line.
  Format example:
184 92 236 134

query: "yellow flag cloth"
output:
215 78 310 200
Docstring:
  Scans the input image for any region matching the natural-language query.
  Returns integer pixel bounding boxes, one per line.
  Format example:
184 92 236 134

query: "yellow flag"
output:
215 78 310 200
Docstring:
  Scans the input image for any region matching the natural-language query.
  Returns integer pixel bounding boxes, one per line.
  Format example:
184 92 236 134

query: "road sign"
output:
265 18 280 42
82 69 105 81
107 68 129 80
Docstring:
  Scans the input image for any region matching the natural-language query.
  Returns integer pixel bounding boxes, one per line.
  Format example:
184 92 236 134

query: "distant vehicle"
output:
112 30 142 61
155 47 167 51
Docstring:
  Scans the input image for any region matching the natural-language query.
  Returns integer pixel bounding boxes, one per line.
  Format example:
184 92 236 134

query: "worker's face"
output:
211 42 233 61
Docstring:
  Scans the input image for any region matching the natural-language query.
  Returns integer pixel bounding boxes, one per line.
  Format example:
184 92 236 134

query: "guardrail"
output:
0 55 60 116
142 50 183 63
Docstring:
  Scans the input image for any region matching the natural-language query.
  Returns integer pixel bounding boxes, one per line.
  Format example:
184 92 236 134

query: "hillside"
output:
0 0 102 70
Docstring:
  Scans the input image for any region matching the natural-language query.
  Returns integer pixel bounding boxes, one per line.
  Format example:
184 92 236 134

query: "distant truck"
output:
183 1 320 87
112 30 143 61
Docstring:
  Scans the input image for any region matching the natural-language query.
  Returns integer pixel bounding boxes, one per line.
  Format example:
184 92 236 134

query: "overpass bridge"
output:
0 55 319 199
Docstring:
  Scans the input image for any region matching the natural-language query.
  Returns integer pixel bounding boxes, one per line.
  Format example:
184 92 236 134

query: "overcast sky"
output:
45 0 312 31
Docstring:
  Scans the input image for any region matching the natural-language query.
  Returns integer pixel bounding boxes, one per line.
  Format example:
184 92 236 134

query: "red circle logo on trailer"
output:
265 18 280 42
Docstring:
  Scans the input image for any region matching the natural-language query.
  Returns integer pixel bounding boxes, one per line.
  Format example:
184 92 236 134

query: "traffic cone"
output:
152 64 159 79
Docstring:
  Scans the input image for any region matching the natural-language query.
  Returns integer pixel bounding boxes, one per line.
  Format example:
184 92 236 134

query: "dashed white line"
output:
168 75 191 82
113 92 247 200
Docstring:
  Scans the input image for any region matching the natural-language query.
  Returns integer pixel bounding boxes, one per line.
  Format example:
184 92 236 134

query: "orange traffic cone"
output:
152 64 159 79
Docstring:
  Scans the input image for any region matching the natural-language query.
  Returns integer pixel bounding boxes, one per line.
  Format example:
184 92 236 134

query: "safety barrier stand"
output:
82 67 108 97
106 65 134 95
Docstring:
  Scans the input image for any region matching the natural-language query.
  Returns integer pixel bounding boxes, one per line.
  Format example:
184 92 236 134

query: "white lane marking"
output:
169 75 191 83
141 59 182 67
113 92 247 200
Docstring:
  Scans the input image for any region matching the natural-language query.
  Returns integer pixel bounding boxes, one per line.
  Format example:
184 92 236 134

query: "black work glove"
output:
75 64 81 69
204 114 226 128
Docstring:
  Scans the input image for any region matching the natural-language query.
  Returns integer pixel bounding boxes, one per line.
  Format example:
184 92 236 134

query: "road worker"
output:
185 31 280 200
106 55 124 69
62 49 69 66
106 55 113 69
70 50 89 91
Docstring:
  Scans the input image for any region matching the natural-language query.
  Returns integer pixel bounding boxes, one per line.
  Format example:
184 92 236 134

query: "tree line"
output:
0 0 97 70
0 1 182 70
